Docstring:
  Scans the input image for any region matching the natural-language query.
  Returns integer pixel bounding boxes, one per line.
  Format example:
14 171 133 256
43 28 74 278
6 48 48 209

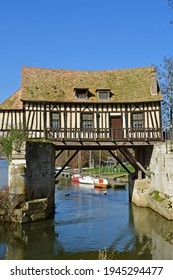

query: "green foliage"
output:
150 190 165 202
0 128 27 160
83 164 134 175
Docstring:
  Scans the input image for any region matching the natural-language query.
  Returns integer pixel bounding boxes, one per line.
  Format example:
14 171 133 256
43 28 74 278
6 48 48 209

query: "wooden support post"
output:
55 150 64 160
118 148 137 170
108 150 131 173
118 148 148 176
55 150 79 179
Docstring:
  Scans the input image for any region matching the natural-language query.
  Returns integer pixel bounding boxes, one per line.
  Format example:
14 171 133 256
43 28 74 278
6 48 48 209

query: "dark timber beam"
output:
118 148 137 170
118 148 148 175
55 150 79 179
55 150 64 160
108 150 132 174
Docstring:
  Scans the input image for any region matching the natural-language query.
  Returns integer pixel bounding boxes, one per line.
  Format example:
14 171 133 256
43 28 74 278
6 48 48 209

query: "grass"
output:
82 164 134 176
149 190 165 202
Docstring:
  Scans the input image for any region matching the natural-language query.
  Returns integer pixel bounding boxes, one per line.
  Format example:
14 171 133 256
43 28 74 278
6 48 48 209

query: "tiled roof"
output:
0 88 23 110
21 66 162 103
0 66 163 110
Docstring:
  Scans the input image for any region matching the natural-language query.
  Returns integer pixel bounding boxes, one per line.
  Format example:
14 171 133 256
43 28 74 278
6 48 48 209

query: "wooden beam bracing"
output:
55 150 64 160
108 150 131 174
118 147 148 175
55 150 79 179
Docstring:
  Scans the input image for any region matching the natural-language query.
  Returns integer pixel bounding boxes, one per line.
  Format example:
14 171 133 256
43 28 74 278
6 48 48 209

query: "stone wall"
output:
1 141 55 223
25 141 55 219
149 141 173 196
130 141 173 220
25 142 55 201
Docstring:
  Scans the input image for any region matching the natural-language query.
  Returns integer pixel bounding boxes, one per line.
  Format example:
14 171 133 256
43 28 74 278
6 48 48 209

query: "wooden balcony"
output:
45 127 163 148
44 127 163 176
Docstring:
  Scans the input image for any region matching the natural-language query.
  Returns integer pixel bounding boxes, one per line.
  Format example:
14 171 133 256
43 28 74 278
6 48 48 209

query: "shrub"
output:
0 127 27 160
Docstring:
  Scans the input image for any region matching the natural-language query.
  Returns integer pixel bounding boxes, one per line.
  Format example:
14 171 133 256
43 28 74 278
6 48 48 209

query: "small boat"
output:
78 175 95 185
94 178 110 188
55 166 70 173
71 174 82 183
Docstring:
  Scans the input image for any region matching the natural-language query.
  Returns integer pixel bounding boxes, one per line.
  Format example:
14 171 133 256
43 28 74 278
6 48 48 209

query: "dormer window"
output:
74 88 89 99
96 89 111 99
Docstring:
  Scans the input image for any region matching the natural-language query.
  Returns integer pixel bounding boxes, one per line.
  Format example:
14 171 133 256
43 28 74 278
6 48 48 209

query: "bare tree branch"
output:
156 56 173 130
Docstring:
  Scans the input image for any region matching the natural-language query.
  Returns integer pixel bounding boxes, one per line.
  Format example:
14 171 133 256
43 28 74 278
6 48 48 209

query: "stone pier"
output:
0 141 55 223
130 141 173 220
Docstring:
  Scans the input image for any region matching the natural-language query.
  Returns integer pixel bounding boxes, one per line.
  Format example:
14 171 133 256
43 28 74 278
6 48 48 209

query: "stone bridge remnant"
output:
1 140 173 223
131 141 173 220
0 141 55 223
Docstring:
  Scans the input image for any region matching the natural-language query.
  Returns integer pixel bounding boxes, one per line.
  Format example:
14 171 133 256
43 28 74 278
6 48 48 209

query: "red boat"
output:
71 174 82 183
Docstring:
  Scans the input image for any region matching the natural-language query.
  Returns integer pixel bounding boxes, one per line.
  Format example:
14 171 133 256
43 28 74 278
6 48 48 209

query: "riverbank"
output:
131 178 173 220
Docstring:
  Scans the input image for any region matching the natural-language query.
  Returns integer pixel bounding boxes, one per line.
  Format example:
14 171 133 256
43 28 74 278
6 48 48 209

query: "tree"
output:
156 56 173 136
0 127 27 160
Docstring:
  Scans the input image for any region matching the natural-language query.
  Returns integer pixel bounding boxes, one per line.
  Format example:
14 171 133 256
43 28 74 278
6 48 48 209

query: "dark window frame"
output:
81 112 94 129
97 90 110 99
50 112 60 128
131 112 144 129
74 88 89 99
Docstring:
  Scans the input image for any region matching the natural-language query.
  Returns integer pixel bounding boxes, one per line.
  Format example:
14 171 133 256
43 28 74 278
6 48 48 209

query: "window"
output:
74 88 89 99
81 113 93 129
51 112 60 128
96 89 110 99
132 112 144 128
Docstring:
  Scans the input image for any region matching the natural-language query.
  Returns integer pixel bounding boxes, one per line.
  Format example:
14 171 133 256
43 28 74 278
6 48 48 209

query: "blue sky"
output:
0 0 173 103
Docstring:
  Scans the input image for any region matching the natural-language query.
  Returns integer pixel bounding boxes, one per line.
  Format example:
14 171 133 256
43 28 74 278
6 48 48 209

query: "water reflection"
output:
0 183 173 259
132 204 173 259
0 220 57 260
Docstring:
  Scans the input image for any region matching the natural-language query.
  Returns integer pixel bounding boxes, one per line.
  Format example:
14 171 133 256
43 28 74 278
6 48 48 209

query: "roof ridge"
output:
22 65 154 73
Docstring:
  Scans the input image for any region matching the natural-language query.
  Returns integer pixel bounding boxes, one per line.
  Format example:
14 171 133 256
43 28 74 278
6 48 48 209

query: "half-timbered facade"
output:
0 66 163 142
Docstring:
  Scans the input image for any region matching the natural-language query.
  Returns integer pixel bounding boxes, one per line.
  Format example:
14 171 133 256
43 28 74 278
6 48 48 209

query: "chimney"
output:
150 69 158 95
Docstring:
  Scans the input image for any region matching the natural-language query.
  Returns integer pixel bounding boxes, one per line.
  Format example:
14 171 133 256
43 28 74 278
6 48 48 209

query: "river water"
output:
0 160 173 260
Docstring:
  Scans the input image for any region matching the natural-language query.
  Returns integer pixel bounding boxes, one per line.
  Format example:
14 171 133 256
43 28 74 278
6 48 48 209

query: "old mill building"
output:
0 66 163 143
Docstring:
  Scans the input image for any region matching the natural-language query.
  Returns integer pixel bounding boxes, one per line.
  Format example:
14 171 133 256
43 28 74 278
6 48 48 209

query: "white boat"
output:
78 175 109 189
55 166 70 172
78 175 95 185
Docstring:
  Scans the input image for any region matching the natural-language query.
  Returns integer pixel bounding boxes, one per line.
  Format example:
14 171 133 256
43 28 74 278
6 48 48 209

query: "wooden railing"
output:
45 127 163 141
